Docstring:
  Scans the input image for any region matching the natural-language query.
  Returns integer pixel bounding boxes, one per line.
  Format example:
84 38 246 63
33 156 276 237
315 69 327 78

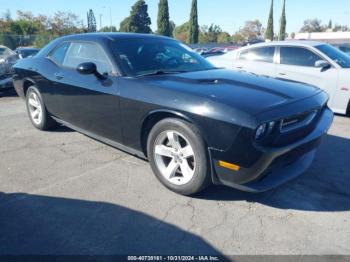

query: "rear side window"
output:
62 42 113 74
280 47 321 67
239 47 275 63
49 42 70 65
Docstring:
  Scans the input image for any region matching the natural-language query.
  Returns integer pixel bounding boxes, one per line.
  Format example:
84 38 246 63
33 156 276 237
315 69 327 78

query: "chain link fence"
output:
0 34 57 50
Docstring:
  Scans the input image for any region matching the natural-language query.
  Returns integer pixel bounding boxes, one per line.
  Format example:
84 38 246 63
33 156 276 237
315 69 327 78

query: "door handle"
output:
278 72 287 76
54 72 64 80
236 66 243 69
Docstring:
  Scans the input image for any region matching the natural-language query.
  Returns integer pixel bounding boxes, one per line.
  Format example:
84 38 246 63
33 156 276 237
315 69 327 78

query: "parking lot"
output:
0 90 349 256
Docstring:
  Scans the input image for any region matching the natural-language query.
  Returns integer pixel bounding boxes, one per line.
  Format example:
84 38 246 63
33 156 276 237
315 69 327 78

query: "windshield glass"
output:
315 44 350 68
110 38 215 76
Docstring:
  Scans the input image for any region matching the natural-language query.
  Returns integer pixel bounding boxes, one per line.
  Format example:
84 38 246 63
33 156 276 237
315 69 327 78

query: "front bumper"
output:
212 108 334 192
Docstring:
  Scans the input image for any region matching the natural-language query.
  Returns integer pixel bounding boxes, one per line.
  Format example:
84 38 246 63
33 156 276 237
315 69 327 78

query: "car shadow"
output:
196 134 350 212
49 124 75 133
0 192 223 256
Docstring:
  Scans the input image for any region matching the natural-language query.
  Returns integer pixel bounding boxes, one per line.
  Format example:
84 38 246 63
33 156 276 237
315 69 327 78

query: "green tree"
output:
50 11 85 35
188 0 199 44
199 24 222 43
119 0 152 33
278 0 286 41
328 20 333 29
33 32 54 48
299 19 324 33
235 20 264 41
265 0 274 41
0 34 16 49
173 22 189 43
99 26 117 32
157 0 171 36
119 17 131 32
217 32 232 43
87 9 97 32
169 20 176 36
333 24 349 32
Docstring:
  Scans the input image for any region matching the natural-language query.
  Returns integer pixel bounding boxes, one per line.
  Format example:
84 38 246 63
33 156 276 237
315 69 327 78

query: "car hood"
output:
143 69 322 116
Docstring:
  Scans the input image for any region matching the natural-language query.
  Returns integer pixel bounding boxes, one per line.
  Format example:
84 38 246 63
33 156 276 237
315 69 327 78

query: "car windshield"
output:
110 38 215 76
315 44 350 68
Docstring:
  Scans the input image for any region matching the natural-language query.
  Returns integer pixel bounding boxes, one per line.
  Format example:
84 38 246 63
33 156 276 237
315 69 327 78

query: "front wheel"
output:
26 86 57 130
147 118 211 195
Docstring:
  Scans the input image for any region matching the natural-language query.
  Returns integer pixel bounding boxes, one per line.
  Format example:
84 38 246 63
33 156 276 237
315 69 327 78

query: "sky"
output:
1 0 349 34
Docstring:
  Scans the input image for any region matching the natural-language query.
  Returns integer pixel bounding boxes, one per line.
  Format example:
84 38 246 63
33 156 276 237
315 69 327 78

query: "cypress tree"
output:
278 0 286 41
265 0 274 41
87 9 97 32
188 0 199 44
157 0 171 36
119 0 152 33
328 20 333 29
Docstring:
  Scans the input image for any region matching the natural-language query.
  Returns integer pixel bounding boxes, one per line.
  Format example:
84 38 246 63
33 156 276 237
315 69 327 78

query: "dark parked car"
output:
0 45 18 90
15 47 40 59
13 33 333 195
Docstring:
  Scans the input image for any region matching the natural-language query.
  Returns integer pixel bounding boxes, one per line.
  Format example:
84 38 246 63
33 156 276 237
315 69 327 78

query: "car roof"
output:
59 32 173 42
37 32 176 58
241 40 325 49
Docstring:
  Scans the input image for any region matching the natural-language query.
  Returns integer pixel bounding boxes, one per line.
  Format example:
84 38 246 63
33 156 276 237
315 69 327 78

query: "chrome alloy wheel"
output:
28 92 43 125
154 131 196 186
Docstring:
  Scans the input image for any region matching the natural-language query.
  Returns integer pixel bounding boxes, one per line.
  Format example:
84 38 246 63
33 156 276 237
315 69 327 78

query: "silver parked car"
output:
208 41 350 115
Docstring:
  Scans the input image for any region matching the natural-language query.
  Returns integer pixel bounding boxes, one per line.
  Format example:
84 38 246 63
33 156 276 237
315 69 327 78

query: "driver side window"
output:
62 42 113 74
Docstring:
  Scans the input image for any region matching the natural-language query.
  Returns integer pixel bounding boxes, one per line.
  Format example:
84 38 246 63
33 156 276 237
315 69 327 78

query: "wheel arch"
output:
22 78 36 96
140 109 206 157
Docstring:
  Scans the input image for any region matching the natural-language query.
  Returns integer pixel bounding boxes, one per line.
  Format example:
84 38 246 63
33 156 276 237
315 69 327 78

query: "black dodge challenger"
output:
13 33 333 195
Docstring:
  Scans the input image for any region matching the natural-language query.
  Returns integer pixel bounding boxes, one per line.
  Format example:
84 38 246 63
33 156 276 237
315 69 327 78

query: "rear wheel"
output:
26 86 57 130
147 118 211 195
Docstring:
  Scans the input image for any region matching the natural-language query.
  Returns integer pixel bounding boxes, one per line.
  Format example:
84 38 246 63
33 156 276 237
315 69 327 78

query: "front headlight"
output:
255 124 267 140
255 121 276 140
0 58 6 64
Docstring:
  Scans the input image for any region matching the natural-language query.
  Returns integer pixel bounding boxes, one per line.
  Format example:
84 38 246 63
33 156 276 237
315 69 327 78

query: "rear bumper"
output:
212 108 334 192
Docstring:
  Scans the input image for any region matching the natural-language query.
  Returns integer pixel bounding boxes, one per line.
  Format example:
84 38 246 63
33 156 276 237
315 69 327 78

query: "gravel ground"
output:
0 91 349 256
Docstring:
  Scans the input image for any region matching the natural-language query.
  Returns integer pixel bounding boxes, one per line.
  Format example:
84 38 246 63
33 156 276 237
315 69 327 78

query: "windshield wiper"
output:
138 70 186 77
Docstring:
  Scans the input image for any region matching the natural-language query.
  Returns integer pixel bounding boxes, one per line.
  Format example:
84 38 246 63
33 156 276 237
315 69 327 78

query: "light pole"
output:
102 6 113 29
99 14 103 30
109 7 112 28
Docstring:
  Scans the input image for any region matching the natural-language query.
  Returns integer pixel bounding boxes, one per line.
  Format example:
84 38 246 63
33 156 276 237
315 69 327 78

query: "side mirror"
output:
77 62 106 80
315 60 331 69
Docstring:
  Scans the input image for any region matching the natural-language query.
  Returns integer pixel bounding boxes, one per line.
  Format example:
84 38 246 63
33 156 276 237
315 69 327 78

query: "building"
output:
291 32 350 44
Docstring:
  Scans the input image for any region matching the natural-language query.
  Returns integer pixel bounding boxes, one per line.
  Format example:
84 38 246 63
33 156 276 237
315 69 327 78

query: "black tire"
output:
26 86 57 130
147 118 211 195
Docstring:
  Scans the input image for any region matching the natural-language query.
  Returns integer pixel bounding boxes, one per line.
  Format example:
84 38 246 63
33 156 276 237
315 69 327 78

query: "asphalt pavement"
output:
0 91 349 256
